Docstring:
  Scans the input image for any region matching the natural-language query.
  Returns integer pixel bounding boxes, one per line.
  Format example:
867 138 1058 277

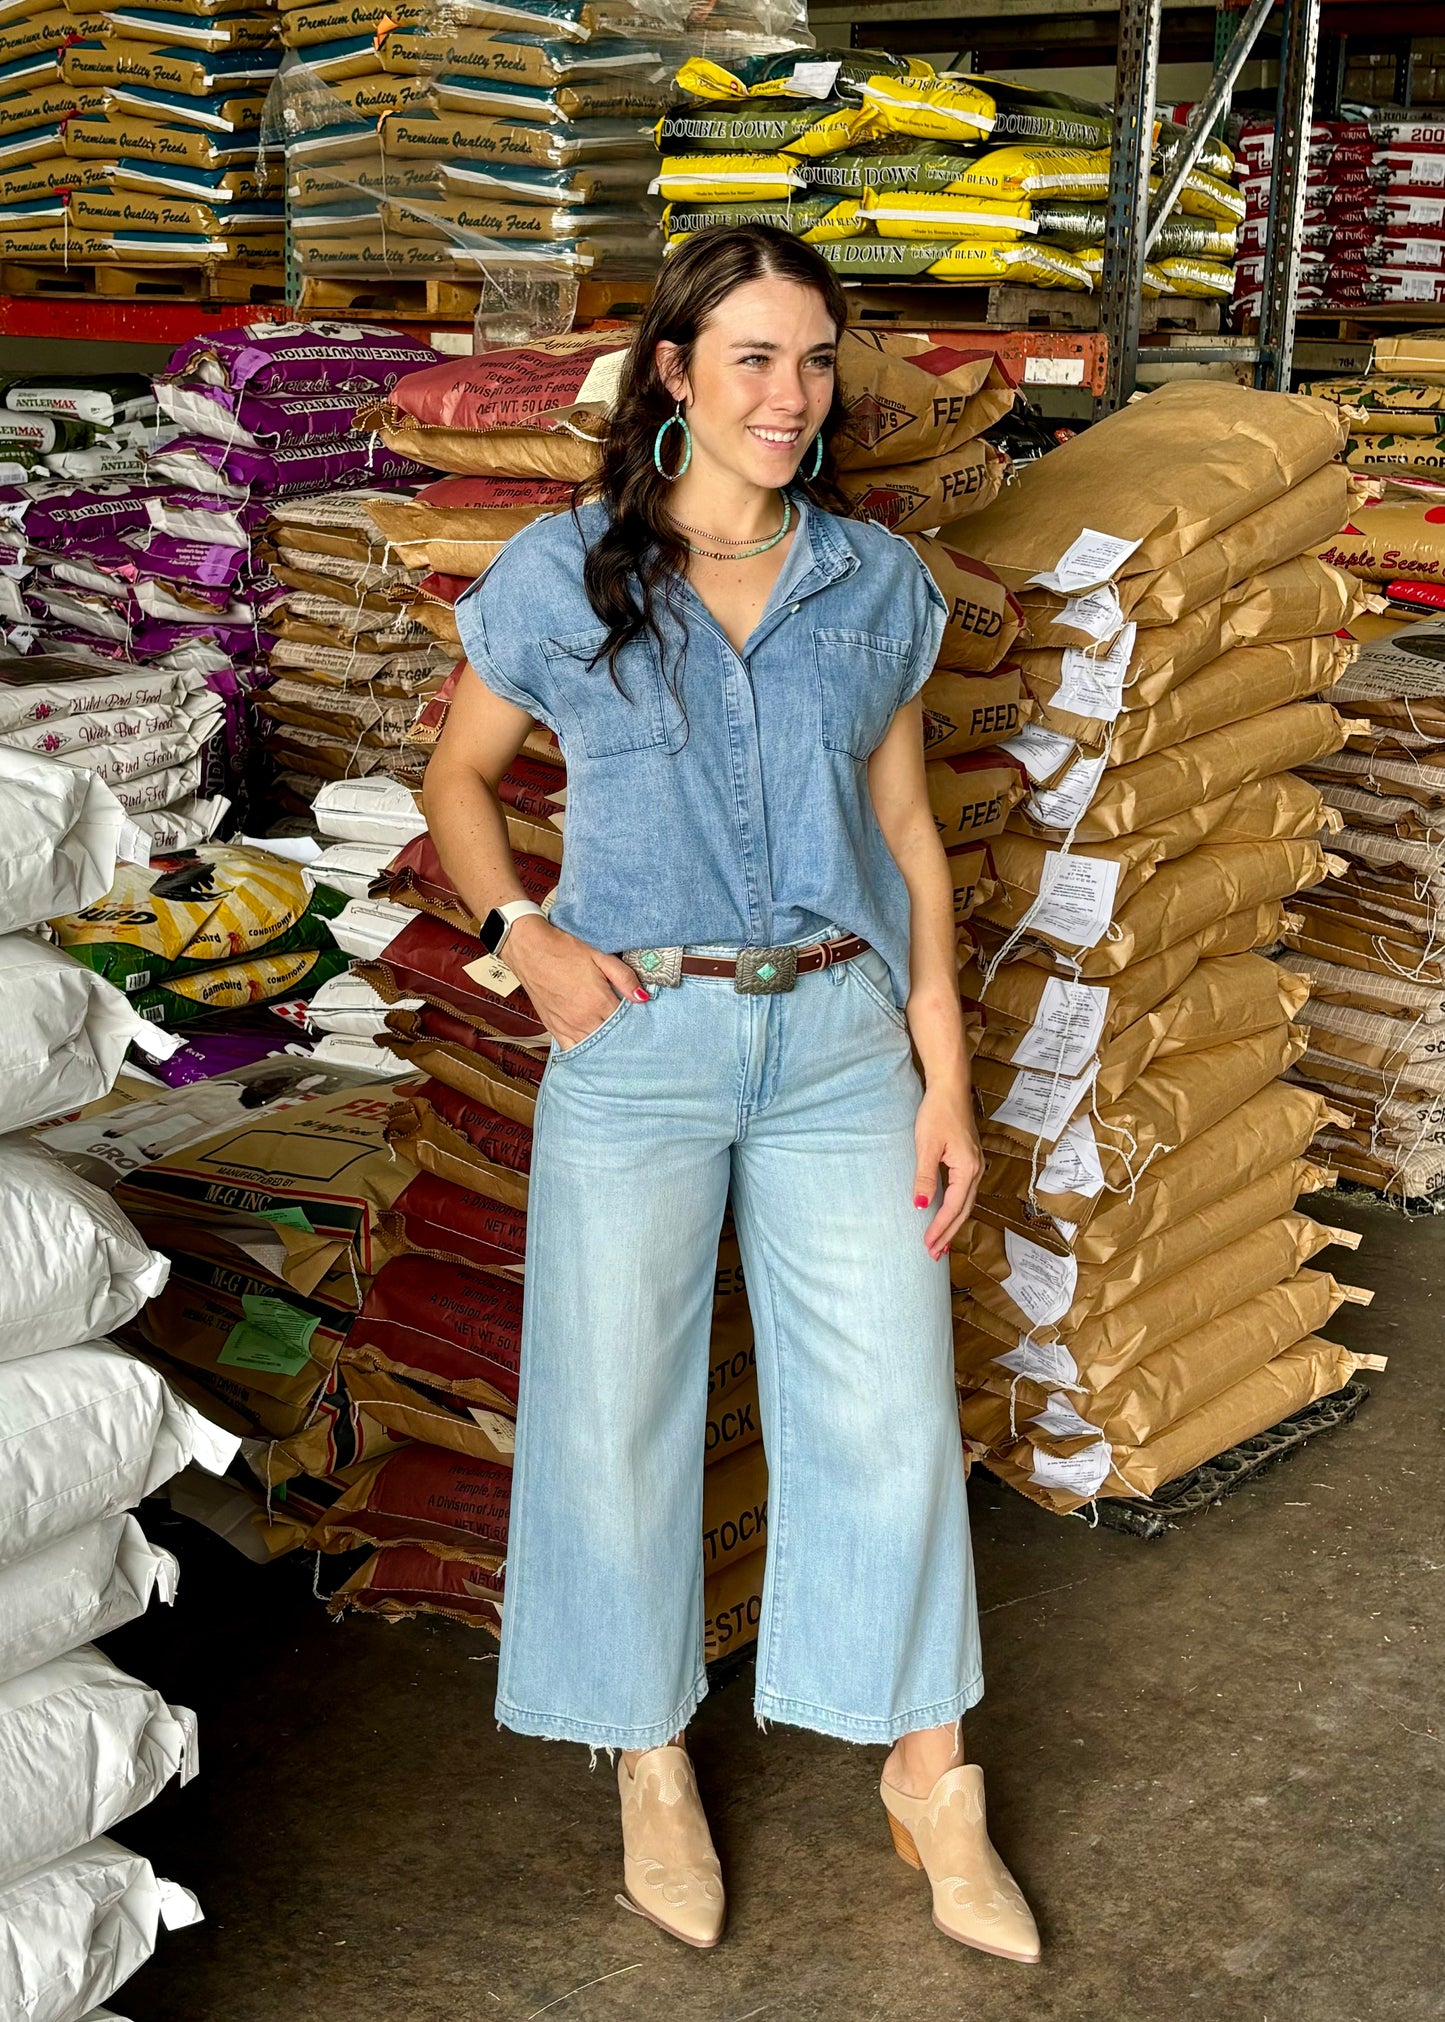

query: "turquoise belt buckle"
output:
735 945 797 995
625 945 683 987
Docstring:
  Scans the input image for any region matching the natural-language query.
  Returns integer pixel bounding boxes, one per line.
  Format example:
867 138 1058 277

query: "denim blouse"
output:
453 491 946 1007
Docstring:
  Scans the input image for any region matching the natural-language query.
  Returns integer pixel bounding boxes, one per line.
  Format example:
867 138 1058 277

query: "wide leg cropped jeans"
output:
494 945 983 1750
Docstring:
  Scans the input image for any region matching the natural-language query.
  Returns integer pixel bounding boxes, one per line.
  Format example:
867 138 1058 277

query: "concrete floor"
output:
107 1189 1441 2022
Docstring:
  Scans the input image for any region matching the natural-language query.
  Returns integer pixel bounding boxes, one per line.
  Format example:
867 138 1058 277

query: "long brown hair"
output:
578 225 850 689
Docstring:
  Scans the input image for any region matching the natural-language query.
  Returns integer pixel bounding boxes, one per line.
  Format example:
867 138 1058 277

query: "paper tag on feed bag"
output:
1031 1392 1101 1441
1056 584 1124 643
993 1059 1097 1142
1010 976 1109 1078
1025 850 1120 950
1001 1227 1078 1328
997 1336 1082 1389
1054 622 1137 720
463 950 523 998
1002 720 1078 784
1038 1114 1106 1198
1027 751 1108 831
1028 529 1142 596
1028 1439 1113 1497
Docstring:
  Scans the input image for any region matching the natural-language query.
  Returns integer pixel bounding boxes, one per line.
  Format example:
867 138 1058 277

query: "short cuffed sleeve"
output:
453 530 558 725
895 541 949 712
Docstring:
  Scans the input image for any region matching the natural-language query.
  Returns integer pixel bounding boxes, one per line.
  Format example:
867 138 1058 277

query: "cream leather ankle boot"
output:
617 1744 725 1949
880 1763 1040 1964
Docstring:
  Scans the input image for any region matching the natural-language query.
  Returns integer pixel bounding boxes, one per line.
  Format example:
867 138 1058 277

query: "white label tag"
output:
1011 976 1110 1077
116 818 153 867
1038 1113 1106 1198
1409 154 1445 186
157 1877 205 1931
1028 1439 1114 1497
128 1018 187 1062
1027 750 1108 831
574 346 628 412
993 1059 1097 1142
1407 195 1445 222
1001 1228 1078 1328
1055 621 1137 721
1028 529 1143 596
1056 584 1124 644
1001 721 1078 784
1031 1392 1101 1441
467 1406 517 1453
1399 270 1438 301
462 950 522 998
1024 357 1085 386
996 1336 1082 1387
789 58 842 96
1026 851 1121 950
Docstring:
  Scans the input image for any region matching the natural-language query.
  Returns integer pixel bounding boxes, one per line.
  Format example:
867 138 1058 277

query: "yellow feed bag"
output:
855 72 995 144
651 153 804 200
1172 168 1246 224
1078 245 1169 295
1156 255 1236 298
860 188 1037 239
948 146 1112 201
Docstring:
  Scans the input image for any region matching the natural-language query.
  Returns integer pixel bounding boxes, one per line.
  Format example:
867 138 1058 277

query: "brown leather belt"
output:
623 933 871 995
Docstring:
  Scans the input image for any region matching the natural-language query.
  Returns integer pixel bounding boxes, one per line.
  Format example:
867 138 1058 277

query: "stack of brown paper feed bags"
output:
1285 497 1445 1197
937 382 1386 1514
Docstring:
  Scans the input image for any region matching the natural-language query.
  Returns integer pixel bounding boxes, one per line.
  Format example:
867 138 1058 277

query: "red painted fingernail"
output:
633 988 649 1002
914 1194 930 1208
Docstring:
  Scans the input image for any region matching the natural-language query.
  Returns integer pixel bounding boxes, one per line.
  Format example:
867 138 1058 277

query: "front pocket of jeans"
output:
552 995 632 1061
849 953 908 1030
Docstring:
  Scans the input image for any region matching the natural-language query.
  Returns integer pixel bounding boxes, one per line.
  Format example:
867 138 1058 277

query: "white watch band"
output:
495 898 547 953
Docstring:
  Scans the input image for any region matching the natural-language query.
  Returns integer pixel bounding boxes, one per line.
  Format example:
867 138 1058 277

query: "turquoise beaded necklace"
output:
671 492 793 562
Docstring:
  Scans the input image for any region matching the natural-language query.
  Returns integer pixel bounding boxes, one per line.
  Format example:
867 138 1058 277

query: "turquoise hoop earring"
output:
807 431 825 480
653 402 692 481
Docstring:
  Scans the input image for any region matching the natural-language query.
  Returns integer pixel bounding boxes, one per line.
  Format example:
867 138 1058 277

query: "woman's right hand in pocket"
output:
502 915 648 1050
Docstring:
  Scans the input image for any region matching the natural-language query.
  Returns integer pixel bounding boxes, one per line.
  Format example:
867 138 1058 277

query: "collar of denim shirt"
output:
672 487 863 661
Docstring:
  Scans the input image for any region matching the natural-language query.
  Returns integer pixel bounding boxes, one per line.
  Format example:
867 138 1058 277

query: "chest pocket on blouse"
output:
540 625 685 759
813 627 913 761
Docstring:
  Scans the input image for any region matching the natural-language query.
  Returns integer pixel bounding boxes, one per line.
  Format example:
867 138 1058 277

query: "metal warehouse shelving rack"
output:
815 0 1325 411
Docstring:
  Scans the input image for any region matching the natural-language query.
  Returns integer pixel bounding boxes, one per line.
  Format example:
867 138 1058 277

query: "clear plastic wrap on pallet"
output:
268 17 670 335
0 0 286 291
1232 112 1445 321
652 60 1241 302
1270 609 1445 1200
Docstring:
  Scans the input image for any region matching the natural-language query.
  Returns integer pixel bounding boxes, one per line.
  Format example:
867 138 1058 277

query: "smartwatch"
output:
480 898 547 956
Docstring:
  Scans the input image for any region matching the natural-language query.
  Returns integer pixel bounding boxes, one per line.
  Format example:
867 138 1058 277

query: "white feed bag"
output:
0 1644 198 1888
130 794 227 853
307 1032 412 1075
0 749 127 935
0 935 176 1134
312 775 427 845
0 1837 202 2022
303 839 394 901
305 969 417 1035
0 1515 177 1687
0 1342 239 1566
0 1138 169 1359
327 894 414 960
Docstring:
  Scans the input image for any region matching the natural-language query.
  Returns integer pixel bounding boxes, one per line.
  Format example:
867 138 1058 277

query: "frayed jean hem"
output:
751 1675 984 1746
494 1672 708 1750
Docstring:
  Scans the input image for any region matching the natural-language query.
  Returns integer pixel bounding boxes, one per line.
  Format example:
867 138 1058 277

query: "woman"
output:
425 225 1039 1965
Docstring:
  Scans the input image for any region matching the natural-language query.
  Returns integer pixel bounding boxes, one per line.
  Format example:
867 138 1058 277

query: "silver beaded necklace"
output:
670 493 793 563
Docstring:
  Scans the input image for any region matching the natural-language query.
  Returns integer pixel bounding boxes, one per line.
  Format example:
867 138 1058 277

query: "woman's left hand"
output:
912 1084 984 1263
